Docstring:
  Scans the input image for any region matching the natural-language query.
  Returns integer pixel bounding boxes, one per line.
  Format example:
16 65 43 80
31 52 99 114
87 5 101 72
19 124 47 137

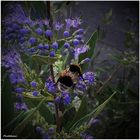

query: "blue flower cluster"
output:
2 4 86 59
55 92 71 105
45 77 57 94
76 72 95 92
2 3 96 111
2 50 25 84
2 50 28 111
36 126 55 139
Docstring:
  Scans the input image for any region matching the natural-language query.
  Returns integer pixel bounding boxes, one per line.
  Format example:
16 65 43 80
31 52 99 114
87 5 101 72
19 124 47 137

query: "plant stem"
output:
46 1 61 133
96 64 121 94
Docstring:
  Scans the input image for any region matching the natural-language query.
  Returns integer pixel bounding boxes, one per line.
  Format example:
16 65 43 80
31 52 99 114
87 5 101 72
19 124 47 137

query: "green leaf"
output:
69 91 117 131
38 102 55 124
66 97 88 131
3 111 24 131
62 106 76 128
23 92 54 101
11 98 46 135
79 30 98 63
32 55 58 65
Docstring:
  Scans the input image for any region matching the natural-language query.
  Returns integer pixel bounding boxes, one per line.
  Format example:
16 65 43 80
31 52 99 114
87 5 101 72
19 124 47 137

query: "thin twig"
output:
96 64 121 94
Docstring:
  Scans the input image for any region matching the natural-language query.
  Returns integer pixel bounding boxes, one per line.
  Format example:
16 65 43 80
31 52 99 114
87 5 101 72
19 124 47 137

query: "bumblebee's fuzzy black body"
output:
57 75 73 87
57 64 84 91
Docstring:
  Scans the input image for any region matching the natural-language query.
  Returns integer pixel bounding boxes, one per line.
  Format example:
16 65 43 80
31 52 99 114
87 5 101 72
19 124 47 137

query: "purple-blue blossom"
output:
32 90 39 96
55 22 64 31
15 102 28 111
35 28 43 35
38 43 44 49
75 28 84 34
30 81 37 87
15 87 24 93
52 42 58 49
74 45 89 59
45 78 57 94
50 51 55 57
44 44 49 49
63 31 70 37
45 30 53 37
19 28 30 35
83 72 95 86
72 18 82 28
64 42 70 48
29 37 36 45
73 39 80 46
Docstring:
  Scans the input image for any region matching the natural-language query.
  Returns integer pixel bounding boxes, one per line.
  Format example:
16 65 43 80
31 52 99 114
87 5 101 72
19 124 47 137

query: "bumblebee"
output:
57 64 84 91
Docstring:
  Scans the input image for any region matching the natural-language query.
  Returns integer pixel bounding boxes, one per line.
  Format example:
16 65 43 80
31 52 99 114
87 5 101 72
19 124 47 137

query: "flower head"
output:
38 43 44 49
44 44 49 49
30 81 37 87
50 50 55 57
45 77 57 94
63 31 70 37
29 37 36 45
32 90 39 96
35 28 43 35
73 39 80 46
15 102 28 111
52 42 58 49
64 42 70 48
55 22 64 31
15 87 24 93
45 30 53 37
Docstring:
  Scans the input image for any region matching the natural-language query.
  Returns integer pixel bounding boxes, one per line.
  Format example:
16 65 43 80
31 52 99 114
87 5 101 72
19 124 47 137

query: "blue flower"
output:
35 28 43 35
30 81 37 87
55 22 64 31
44 44 49 49
62 92 71 105
15 87 24 93
64 42 70 48
55 96 62 104
45 78 57 93
29 37 36 45
15 102 28 111
65 18 73 30
52 42 58 49
45 30 53 37
74 45 89 59
63 31 70 37
48 127 55 134
73 39 79 46
38 43 44 49
72 18 82 28
75 28 84 34
75 35 83 40
83 72 95 86
80 58 91 64
2 50 25 84
36 126 44 134
29 47 36 53
19 28 30 35
63 94 71 105
50 51 55 57
32 90 39 96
